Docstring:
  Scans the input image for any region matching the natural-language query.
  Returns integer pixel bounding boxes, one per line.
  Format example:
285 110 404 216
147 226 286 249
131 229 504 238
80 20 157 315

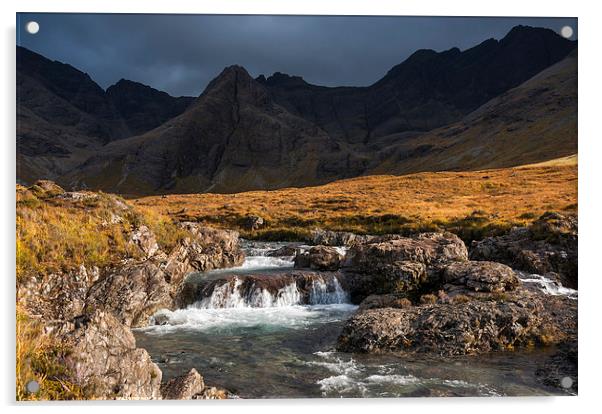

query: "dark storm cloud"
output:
17 14 577 97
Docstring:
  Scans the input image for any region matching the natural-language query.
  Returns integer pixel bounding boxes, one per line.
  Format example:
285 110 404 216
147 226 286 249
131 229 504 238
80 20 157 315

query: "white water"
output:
517 272 578 299
144 304 357 333
309 351 501 397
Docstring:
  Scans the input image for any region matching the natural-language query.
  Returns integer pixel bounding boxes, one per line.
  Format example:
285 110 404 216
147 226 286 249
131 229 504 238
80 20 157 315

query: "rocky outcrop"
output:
294 245 344 271
442 261 519 294
48 311 162 399
85 262 172 328
265 245 297 257
160 369 205 400
470 212 577 288
337 291 575 355
18 265 101 321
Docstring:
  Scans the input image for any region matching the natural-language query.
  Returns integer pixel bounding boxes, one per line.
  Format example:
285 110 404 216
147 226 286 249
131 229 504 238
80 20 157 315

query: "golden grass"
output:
16 184 188 282
132 159 577 242
16 307 85 400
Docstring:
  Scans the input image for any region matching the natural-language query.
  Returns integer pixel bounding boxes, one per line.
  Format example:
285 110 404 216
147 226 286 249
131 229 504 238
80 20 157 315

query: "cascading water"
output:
195 274 348 309
136 239 577 398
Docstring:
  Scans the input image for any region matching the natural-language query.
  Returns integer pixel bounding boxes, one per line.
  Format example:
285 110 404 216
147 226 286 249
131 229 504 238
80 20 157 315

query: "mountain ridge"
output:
16 25 577 194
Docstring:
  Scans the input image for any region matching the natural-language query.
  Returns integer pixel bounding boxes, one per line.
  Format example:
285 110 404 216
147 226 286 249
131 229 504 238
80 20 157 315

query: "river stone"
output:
311 229 375 247
161 368 205 400
337 291 575 355
345 232 468 273
442 261 519 293
295 245 344 271
470 212 577 288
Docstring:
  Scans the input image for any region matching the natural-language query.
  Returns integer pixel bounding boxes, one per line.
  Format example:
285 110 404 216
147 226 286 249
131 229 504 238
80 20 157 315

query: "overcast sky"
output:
17 14 577 97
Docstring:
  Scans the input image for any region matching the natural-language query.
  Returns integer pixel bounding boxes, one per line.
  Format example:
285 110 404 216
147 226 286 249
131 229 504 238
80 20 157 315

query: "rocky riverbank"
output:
17 181 244 400
16 181 578 398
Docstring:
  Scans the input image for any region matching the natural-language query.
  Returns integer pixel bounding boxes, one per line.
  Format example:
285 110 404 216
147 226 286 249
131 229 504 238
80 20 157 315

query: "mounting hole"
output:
26 380 40 393
25 21 39 35
560 376 573 389
560 26 573 39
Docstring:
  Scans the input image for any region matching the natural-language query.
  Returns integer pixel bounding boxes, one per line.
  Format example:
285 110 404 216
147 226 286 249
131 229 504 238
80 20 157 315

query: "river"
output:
134 241 575 398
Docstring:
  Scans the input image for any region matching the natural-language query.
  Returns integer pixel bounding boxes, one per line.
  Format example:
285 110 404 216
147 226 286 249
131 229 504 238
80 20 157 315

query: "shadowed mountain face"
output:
17 26 577 194
16 46 193 183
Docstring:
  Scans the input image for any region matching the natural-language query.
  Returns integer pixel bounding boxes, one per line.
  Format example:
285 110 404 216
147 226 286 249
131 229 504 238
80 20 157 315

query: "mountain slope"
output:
259 25 575 145
64 66 369 194
16 47 194 182
370 49 577 174
106 79 194 136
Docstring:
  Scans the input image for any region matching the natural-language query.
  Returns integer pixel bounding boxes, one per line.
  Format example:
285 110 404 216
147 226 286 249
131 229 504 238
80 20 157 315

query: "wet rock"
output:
161 368 205 400
470 212 577 288
295 245 344 271
242 215 265 230
265 245 297 257
337 291 575 355
85 262 172 328
442 261 519 293
49 311 162 399
311 229 374 247
175 271 347 308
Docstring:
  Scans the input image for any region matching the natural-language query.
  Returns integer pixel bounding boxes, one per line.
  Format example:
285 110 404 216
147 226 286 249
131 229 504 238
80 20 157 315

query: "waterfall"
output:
309 276 349 305
195 275 348 309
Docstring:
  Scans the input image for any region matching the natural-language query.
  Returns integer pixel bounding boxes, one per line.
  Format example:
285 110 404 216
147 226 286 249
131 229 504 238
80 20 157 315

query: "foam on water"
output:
309 351 502 397
142 304 358 334
518 273 578 299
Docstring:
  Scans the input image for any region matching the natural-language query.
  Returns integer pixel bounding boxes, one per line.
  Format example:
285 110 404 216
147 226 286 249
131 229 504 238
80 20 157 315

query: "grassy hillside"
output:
133 156 577 242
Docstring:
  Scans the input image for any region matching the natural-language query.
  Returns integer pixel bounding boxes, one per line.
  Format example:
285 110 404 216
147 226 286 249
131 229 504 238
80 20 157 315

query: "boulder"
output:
337 291 575 355
49 311 162 399
161 369 205 400
29 180 65 198
242 215 265 230
311 229 374 247
177 223 245 272
442 261 519 293
85 262 172 328
341 233 468 298
266 245 297 257
470 212 577 288
294 245 344 271
345 232 468 274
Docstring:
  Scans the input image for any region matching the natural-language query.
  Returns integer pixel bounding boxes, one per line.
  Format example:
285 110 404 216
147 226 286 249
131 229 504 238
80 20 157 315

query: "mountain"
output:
258 25 576 144
370 49 577 174
16 46 193 182
16 26 577 194
64 66 368 193
106 79 194 136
